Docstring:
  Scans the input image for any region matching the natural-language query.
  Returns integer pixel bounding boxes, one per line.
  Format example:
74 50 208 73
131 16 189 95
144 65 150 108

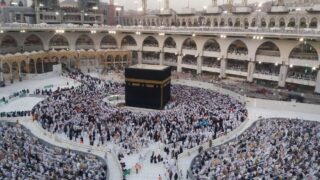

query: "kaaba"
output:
125 64 171 109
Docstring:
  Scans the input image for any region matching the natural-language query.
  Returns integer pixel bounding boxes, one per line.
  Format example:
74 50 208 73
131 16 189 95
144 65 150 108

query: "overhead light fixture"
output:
299 37 304 42
20 30 26 33
159 32 165 36
91 30 97 34
0 30 4 33
136 32 141 35
220 35 227 38
55 29 65 34
108 31 116 34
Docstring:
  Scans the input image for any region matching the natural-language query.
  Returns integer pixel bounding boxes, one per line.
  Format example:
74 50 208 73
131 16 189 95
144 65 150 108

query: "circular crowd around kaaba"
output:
1 70 319 180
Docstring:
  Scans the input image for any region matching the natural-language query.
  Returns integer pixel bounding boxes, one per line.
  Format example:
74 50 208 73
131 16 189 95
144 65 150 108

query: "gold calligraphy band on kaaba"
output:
125 77 171 85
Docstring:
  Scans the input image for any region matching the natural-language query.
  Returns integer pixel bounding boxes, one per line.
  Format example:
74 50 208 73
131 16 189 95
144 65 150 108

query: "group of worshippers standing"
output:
29 70 247 179
0 121 107 179
191 118 320 179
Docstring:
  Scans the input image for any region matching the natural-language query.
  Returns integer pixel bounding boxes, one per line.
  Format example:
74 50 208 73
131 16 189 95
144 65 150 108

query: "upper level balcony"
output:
227 52 248 61
1 24 319 39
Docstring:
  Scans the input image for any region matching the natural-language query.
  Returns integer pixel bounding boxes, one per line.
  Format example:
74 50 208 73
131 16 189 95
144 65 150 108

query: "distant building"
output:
0 0 27 7
285 0 320 6
36 0 60 10
78 0 100 11
60 0 78 8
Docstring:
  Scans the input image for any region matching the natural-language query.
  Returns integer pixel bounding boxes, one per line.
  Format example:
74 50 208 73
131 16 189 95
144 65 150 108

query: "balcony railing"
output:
1 24 319 37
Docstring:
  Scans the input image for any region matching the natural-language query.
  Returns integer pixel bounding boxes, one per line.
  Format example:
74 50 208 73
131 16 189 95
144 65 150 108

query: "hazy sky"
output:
27 0 269 11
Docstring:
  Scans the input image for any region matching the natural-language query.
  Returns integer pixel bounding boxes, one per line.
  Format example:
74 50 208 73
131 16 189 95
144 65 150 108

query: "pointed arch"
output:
163 37 177 48
121 35 137 47
279 18 286 28
256 41 280 57
24 34 44 51
288 18 295 27
203 39 221 52
227 40 248 55
309 17 318 28
49 34 70 50
269 18 275 28
289 43 319 61
142 36 159 47
299 17 307 28
182 38 197 50
100 35 117 49
75 34 94 50
0 35 18 54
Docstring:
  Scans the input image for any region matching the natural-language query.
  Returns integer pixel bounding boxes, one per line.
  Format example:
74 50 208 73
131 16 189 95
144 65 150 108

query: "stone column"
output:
247 61 255 82
18 63 22 81
278 65 288 87
41 60 44 73
159 52 164 65
138 51 143 64
197 56 202 74
10 65 13 82
220 58 227 78
0 61 3 83
177 55 182 73
34 62 37 74
315 70 320 94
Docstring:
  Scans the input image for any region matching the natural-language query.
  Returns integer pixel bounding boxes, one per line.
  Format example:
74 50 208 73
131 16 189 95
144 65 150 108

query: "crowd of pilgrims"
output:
32 70 247 156
191 118 320 179
0 121 107 179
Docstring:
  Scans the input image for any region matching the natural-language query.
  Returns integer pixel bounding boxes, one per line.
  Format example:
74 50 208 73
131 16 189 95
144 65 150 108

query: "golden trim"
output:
125 77 171 85
132 83 140 86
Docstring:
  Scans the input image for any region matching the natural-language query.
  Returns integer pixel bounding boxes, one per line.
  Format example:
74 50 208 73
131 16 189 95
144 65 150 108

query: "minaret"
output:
212 0 217 6
142 0 147 14
227 0 233 5
242 0 247 6
278 0 284 6
165 0 169 10
226 0 233 11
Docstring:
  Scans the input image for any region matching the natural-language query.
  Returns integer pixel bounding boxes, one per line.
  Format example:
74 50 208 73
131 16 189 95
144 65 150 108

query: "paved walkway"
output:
1 75 320 180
